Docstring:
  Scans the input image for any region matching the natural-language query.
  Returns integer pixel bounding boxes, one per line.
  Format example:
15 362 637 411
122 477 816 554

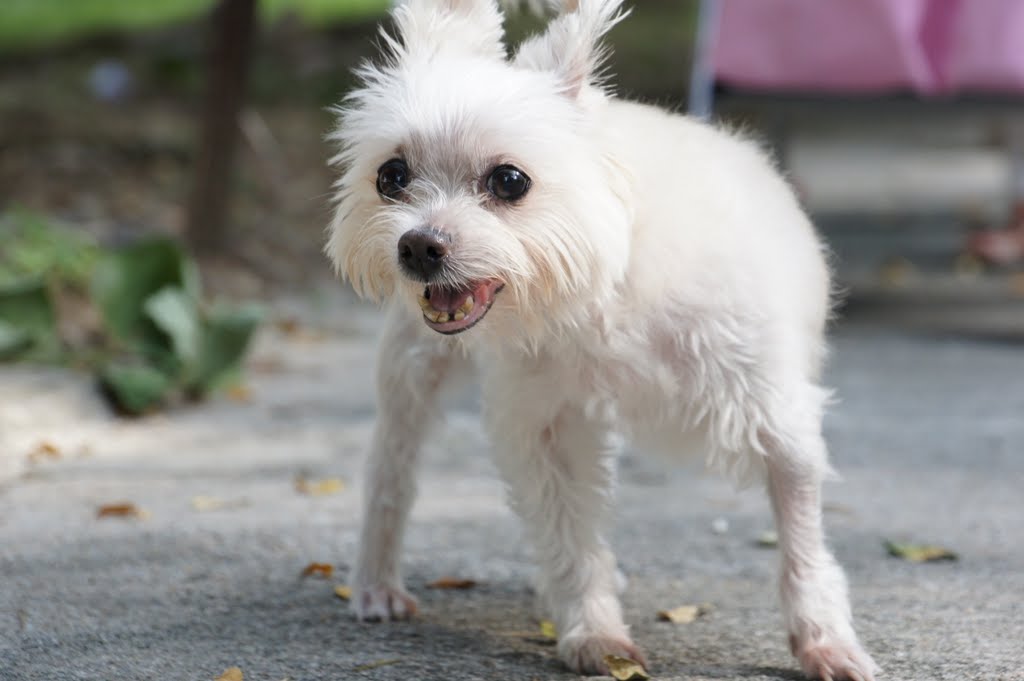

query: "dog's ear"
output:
387 0 507 61
512 0 627 98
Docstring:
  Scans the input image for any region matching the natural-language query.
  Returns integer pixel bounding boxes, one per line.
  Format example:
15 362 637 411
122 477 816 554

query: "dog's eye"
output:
376 159 410 200
486 165 531 202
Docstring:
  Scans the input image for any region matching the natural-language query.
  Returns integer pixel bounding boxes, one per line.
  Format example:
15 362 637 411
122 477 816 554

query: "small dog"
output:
326 1 878 678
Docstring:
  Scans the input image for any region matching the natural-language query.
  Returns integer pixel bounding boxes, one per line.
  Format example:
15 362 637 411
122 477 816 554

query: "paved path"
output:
1 293 1022 681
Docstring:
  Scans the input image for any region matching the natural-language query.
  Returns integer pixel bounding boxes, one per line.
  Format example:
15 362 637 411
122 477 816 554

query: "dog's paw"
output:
559 633 648 676
791 634 879 681
352 583 418 622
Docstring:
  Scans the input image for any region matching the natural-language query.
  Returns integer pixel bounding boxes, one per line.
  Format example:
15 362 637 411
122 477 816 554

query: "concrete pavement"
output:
1 292 1022 681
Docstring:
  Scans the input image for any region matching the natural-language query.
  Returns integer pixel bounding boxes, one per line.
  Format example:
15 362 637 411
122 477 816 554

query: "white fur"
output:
328 1 878 679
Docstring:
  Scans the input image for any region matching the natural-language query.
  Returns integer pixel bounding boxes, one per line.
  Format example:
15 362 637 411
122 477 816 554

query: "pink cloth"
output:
712 0 1024 95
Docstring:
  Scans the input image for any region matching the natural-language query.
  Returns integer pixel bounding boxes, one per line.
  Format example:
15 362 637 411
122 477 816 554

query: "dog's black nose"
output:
398 229 450 281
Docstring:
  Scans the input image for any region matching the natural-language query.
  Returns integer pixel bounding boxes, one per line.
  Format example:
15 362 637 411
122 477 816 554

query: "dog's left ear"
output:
389 0 507 61
512 0 628 98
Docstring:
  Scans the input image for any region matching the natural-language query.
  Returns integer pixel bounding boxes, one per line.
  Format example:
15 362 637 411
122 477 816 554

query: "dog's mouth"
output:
417 280 504 335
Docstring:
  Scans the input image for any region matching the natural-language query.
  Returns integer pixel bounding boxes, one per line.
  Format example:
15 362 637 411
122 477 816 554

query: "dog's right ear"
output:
385 0 507 62
512 0 627 98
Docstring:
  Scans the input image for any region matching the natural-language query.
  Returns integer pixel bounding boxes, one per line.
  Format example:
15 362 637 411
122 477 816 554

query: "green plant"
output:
0 213 263 415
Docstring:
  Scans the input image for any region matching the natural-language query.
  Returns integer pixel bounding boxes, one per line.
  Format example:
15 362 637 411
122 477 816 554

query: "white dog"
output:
326 1 878 678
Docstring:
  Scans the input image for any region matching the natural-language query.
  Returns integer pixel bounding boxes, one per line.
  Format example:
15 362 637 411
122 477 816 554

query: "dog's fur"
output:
326 1 878 678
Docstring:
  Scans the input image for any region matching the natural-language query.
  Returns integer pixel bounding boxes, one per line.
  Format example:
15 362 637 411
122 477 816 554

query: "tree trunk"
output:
185 0 257 254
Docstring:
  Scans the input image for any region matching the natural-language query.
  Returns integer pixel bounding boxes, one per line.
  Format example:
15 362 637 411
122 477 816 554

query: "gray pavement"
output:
1 292 1023 681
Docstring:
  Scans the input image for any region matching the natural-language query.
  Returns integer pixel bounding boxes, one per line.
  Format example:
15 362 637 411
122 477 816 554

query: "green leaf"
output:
192 303 263 395
0 319 33 360
91 239 199 349
0 278 58 361
885 540 958 563
99 361 174 415
144 286 200 366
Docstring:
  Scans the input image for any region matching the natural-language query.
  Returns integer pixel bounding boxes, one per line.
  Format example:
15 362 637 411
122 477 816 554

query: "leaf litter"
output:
191 496 249 512
657 603 711 623
214 668 243 681
294 476 345 496
426 577 477 590
604 654 649 681
333 585 353 601
352 658 401 672
97 502 149 519
885 540 958 563
300 562 334 579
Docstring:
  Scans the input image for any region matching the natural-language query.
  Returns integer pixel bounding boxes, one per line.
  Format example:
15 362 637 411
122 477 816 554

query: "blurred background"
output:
2 3 1023 679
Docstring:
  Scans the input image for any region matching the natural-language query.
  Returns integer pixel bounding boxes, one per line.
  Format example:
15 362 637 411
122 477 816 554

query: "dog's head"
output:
327 0 632 345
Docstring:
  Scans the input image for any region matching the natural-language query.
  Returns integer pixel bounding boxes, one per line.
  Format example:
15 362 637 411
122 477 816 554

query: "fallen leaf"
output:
885 540 958 563
334 585 353 601
27 441 61 463
878 257 916 287
604 654 649 681
657 603 711 623
756 530 778 548
295 476 345 497
539 620 557 640
427 577 477 590
352 658 400 672
1010 272 1024 298
191 496 248 512
97 503 148 519
191 496 226 512
225 384 252 403
275 318 301 335
301 563 334 579
215 667 243 681
953 252 984 278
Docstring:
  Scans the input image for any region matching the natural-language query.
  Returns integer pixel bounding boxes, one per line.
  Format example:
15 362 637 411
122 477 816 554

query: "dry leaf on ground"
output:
426 577 477 590
225 384 252 403
885 540 958 563
27 441 61 463
215 667 243 681
657 603 711 624
334 585 353 601
295 476 345 497
191 496 248 512
300 563 334 579
192 496 228 512
756 530 778 548
604 655 649 681
352 658 400 672
97 503 148 519
539 620 557 640
1010 272 1024 298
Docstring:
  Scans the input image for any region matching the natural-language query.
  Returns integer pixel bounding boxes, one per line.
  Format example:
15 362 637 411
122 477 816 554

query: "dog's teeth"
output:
459 296 474 314
429 310 449 323
453 310 466 322
418 297 432 311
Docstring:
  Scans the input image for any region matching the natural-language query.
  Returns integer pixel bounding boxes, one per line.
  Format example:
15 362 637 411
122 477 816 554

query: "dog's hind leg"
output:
351 303 457 622
758 390 879 681
484 383 643 676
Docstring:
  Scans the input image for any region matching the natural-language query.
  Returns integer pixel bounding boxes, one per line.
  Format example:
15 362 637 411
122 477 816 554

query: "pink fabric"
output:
712 0 1024 95
946 0 1024 92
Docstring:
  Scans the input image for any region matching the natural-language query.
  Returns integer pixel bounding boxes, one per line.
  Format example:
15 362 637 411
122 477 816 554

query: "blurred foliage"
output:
0 0 390 53
0 212 262 415
0 211 100 288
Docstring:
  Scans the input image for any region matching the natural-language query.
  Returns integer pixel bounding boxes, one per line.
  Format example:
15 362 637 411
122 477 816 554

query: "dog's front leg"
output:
484 384 643 676
351 305 454 622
